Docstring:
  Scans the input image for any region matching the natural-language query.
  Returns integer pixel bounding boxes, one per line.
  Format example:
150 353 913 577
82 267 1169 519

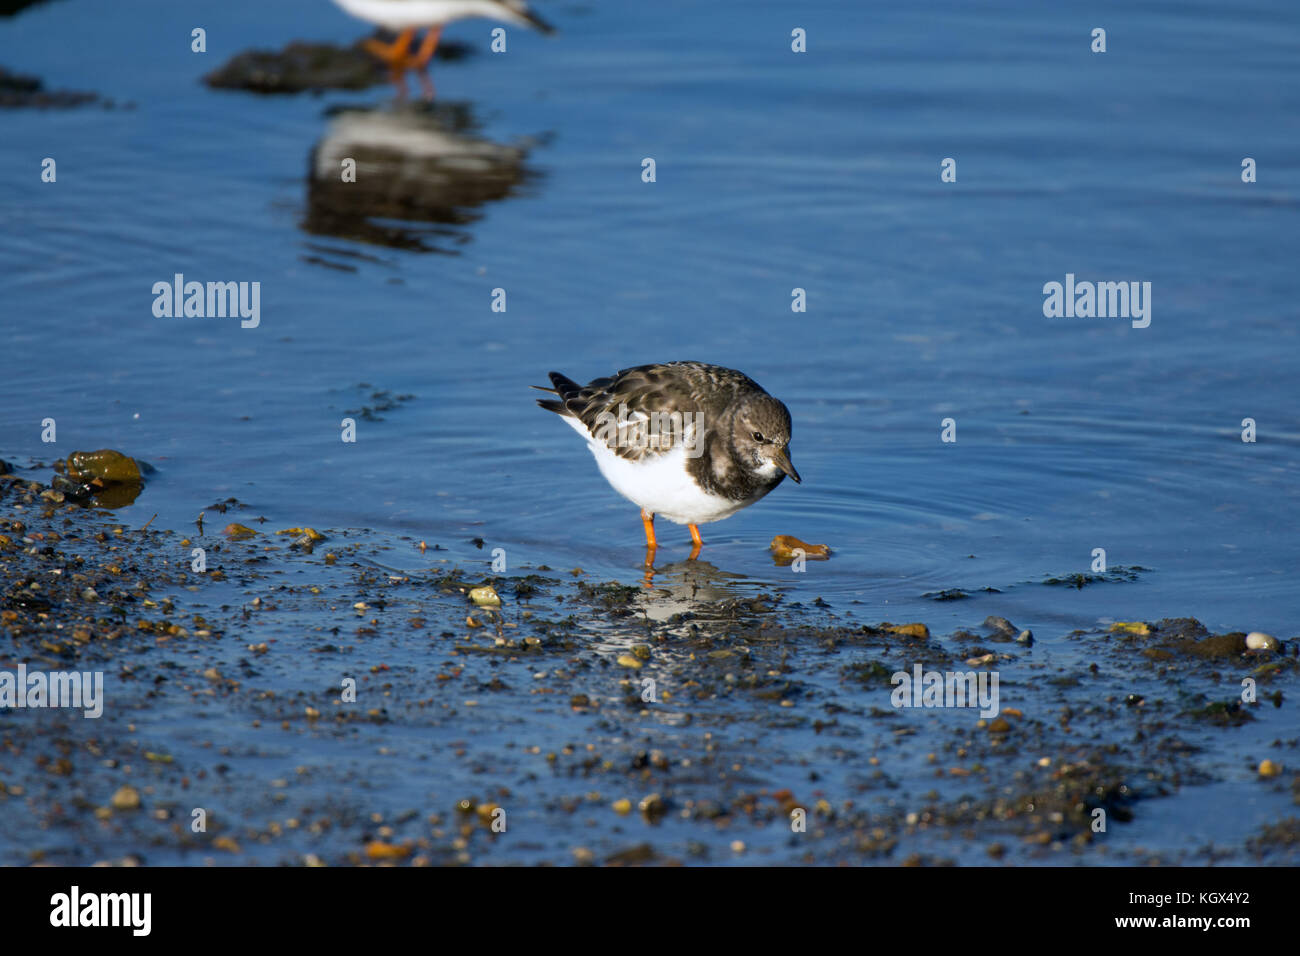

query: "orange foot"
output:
363 27 417 96
688 523 703 561
363 27 416 70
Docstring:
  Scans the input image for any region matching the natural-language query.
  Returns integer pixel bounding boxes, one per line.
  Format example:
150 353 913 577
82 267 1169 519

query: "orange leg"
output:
641 509 657 549
363 28 416 96
410 26 442 69
641 510 658 572
363 27 416 69
687 523 703 561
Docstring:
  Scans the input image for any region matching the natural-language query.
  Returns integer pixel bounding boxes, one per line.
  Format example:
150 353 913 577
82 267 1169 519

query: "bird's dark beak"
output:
773 448 801 484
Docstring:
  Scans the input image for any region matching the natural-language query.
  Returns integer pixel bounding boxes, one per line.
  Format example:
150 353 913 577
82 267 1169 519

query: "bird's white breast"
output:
563 417 748 525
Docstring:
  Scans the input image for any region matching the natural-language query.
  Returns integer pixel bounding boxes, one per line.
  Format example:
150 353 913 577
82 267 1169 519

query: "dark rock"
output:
0 66 98 108
203 37 472 94
1188 633 1248 660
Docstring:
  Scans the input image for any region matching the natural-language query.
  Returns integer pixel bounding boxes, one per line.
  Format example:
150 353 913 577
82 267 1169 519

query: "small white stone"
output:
1246 631 1280 651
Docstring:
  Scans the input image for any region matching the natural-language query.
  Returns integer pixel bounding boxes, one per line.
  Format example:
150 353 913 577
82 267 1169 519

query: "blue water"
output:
2 0 1298 638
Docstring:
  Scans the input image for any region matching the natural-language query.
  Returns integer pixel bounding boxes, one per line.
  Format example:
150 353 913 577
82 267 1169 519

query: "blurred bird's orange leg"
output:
363 28 416 94
687 523 703 561
364 27 416 68
408 27 442 100
410 26 442 69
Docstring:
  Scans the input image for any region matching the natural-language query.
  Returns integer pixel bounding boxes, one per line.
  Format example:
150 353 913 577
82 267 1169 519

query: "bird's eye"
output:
752 431 765 443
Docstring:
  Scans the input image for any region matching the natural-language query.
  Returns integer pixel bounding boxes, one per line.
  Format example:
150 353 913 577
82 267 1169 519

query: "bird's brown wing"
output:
534 362 759 462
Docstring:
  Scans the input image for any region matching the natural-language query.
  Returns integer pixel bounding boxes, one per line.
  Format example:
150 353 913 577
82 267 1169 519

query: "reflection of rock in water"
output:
303 102 538 257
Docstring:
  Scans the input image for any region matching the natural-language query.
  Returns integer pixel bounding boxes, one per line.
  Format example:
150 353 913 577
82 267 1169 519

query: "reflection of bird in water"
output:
331 0 554 98
303 103 537 258
635 558 768 623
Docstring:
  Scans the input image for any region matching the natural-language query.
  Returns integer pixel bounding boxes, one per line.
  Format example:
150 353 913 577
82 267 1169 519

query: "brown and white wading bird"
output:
535 362 801 563
331 0 554 96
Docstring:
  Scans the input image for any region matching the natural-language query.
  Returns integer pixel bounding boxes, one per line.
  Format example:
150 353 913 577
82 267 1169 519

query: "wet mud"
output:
0 468 1296 866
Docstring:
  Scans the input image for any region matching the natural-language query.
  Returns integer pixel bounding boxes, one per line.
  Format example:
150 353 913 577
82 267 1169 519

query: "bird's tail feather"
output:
532 371 578 415
520 6 556 35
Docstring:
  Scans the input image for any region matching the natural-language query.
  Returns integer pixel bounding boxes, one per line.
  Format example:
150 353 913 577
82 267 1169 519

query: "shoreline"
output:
1 471 1297 866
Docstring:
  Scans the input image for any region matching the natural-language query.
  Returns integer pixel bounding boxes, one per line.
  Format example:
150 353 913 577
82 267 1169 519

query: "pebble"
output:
469 586 501 607
277 526 324 542
365 840 411 860
110 785 141 811
616 654 642 669
984 615 1016 635
1016 630 1034 645
1258 759 1283 778
66 449 141 484
638 794 666 819
769 535 830 559
888 623 929 639
1246 632 1280 651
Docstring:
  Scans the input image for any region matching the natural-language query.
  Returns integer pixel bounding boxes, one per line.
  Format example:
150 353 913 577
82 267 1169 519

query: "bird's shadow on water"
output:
299 99 549 265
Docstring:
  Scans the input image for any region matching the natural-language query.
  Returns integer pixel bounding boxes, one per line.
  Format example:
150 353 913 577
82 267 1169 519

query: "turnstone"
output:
331 0 554 95
534 362 801 559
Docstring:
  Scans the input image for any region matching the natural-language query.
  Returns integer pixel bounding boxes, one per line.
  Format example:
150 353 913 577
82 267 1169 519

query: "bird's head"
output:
731 394 799 483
